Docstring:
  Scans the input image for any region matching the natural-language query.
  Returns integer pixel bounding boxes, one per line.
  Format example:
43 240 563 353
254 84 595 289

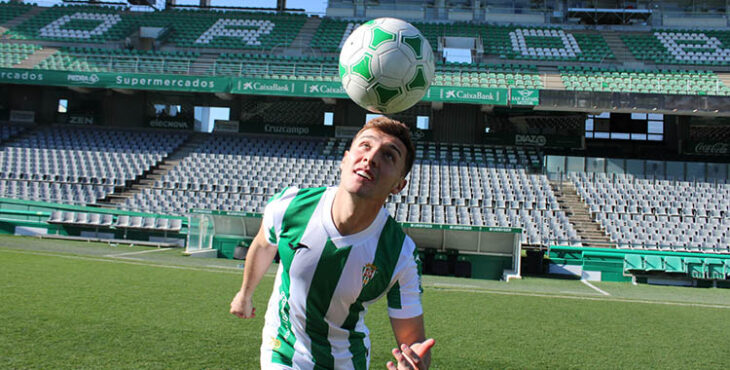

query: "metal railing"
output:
16 49 730 96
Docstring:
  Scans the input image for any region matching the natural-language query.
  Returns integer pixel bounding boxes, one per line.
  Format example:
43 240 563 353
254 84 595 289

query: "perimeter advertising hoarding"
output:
0 68 538 106
0 68 228 93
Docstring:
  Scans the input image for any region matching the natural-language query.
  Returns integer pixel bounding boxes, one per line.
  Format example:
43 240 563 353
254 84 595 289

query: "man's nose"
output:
362 148 378 166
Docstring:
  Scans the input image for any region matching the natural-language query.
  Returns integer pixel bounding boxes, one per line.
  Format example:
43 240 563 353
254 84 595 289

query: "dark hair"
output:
354 117 415 176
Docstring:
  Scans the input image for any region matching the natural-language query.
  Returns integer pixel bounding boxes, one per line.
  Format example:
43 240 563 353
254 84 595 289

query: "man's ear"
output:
390 178 407 195
340 150 349 171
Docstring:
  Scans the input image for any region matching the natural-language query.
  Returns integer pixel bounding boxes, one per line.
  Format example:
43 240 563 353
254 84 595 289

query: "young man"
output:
230 117 434 369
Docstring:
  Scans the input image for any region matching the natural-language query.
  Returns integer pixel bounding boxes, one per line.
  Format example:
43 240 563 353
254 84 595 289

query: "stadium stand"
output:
0 43 43 68
213 53 543 88
120 134 337 215
5 5 135 43
0 1 33 25
571 172 730 253
559 66 730 95
622 30 730 66
47 210 180 232
118 133 577 246
215 53 338 79
484 26 614 62
35 47 199 74
4 4 306 51
0 124 28 142
0 1 728 265
311 19 614 63
0 126 188 205
435 62 543 89
309 17 351 53
160 9 307 50
0 179 114 205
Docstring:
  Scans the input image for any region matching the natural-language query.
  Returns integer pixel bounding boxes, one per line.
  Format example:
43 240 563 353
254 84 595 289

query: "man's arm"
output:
387 315 434 370
229 224 278 319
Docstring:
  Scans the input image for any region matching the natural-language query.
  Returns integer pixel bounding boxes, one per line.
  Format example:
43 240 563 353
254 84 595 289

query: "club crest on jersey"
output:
362 263 377 286
267 336 281 350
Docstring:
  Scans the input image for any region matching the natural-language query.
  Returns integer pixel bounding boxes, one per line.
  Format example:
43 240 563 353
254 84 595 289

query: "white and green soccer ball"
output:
339 18 435 114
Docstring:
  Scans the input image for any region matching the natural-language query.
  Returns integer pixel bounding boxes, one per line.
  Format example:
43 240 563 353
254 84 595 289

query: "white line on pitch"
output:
0 248 247 275
5 248 730 310
105 248 174 258
581 279 611 296
430 286 730 310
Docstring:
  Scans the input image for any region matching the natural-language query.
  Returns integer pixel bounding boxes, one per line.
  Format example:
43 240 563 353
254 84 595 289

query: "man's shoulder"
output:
271 186 329 222
269 186 328 204
379 214 414 249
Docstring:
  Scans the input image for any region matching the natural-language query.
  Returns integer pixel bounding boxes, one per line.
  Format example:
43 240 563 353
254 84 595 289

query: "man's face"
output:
340 128 408 201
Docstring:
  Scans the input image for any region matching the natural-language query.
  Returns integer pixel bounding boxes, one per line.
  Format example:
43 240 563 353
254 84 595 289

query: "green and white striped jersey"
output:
259 187 422 370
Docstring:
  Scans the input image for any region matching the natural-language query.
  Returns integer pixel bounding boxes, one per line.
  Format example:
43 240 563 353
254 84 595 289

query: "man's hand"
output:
386 338 435 370
229 290 256 319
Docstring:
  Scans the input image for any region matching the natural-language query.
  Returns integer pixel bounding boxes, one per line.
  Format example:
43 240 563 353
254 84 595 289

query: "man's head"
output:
354 117 415 176
339 117 415 202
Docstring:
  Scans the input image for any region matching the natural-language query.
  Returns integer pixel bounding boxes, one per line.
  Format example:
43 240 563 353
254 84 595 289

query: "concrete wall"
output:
483 12 544 24
326 7 354 18
663 15 726 28
366 8 424 20
448 10 473 21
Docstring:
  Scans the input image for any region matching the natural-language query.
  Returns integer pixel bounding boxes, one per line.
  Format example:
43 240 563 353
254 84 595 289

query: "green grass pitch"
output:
1 235 729 369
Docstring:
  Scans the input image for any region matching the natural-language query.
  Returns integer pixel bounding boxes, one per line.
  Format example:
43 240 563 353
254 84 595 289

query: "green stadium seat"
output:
706 259 725 280
662 256 686 274
685 257 705 279
623 254 644 272
622 30 730 66
644 255 663 271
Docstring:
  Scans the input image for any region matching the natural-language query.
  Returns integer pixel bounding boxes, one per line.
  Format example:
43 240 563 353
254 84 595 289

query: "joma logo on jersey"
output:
362 263 377 286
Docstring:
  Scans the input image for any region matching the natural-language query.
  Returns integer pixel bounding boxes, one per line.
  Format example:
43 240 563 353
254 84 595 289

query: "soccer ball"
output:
339 18 435 114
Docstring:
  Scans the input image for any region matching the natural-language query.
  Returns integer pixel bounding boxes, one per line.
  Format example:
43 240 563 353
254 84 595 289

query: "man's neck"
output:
331 187 385 236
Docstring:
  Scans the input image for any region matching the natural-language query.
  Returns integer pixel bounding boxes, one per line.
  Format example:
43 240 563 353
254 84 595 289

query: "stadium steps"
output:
550 180 613 248
136 132 210 185
0 6 45 38
537 67 565 90
190 53 218 75
13 47 57 69
601 31 639 65
95 133 208 207
717 73 730 89
285 16 322 55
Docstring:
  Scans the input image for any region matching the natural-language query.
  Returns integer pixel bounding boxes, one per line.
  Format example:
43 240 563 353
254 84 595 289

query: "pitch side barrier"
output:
549 246 730 288
0 197 187 246
187 209 522 280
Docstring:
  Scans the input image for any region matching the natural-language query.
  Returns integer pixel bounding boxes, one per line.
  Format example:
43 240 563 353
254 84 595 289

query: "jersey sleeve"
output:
261 187 297 246
386 236 423 319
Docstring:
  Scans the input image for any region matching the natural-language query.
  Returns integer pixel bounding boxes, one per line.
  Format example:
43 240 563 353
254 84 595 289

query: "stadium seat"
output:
47 211 64 224
560 66 730 96
623 254 644 271
571 172 730 254
663 256 686 274
0 126 187 206
644 255 663 271
685 257 706 279
115 215 130 228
